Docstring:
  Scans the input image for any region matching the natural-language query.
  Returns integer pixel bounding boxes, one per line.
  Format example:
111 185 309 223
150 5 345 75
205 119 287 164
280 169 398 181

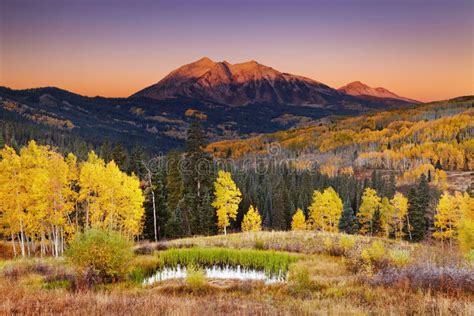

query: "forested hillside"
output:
208 96 473 190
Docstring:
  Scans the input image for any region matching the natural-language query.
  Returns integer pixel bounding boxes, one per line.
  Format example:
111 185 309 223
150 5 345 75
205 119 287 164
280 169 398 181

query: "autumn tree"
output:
212 170 242 235
291 208 307 231
357 188 381 235
390 192 408 240
241 205 262 232
308 187 343 232
433 192 468 245
457 193 474 255
78 152 145 237
379 197 394 237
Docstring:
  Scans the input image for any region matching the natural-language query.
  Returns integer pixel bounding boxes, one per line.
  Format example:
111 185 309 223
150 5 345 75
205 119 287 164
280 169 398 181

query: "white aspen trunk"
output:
144 164 158 242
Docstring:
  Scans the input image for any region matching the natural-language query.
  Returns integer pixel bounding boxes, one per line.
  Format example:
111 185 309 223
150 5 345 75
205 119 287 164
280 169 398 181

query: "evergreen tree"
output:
339 200 358 234
112 143 129 171
372 208 382 236
166 150 184 216
0 132 4 149
183 121 215 235
99 139 113 162
129 146 147 177
385 173 396 199
406 174 430 241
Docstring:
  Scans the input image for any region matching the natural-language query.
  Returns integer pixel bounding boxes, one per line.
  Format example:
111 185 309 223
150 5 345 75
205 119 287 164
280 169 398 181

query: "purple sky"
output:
1 0 472 101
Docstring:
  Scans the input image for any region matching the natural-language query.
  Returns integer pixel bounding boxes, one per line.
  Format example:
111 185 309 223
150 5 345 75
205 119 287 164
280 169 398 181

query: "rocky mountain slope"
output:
338 81 419 104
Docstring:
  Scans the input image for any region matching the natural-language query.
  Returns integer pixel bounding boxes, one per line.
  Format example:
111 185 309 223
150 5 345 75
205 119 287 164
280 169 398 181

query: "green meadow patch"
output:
156 247 301 275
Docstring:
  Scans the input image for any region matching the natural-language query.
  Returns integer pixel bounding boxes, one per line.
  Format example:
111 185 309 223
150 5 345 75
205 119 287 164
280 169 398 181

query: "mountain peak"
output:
339 81 418 103
195 57 215 65
131 58 337 105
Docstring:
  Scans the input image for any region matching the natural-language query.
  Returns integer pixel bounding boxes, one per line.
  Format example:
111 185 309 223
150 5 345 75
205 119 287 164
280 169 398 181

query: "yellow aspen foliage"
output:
79 154 145 237
456 191 473 255
308 187 343 232
212 170 242 235
0 146 23 252
241 205 262 232
379 197 394 238
291 208 307 231
0 141 146 257
357 188 381 235
390 192 408 240
433 192 463 242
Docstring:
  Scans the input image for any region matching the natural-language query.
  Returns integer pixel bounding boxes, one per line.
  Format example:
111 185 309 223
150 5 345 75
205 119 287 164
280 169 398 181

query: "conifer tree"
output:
406 174 430 241
339 200 358 234
183 121 215 235
0 132 4 149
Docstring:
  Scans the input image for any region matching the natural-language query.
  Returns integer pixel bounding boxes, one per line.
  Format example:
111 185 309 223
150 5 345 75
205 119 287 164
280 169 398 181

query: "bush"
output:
185 266 208 293
339 235 356 255
361 240 386 263
372 265 474 294
254 238 265 250
287 264 319 297
388 250 411 268
66 229 133 284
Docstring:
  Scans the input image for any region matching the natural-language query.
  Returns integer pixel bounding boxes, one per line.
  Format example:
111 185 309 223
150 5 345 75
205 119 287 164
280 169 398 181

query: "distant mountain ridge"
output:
338 81 419 104
132 57 417 108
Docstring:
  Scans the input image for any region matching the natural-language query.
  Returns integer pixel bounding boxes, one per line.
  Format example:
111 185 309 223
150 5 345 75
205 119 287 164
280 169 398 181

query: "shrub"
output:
388 250 411 268
66 229 133 284
372 265 474 294
361 240 386 263
254 238 265 250
466 249 474 264
185 266 208 293
323 237 334 253
287 263 321 297
339 235 356 255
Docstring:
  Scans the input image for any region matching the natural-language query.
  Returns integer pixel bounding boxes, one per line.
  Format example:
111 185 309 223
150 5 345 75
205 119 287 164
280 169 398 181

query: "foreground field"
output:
1 231 473 315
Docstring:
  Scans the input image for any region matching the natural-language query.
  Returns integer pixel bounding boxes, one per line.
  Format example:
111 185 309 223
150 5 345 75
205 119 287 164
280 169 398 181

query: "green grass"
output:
156 247 301 276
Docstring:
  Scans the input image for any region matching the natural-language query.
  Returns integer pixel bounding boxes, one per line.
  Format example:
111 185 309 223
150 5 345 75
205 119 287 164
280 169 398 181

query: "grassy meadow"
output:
0 231 473 315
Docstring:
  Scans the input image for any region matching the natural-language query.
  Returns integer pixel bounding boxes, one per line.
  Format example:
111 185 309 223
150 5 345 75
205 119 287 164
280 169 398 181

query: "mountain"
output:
132 57 416 109
1 58 420 153
338 81 419 104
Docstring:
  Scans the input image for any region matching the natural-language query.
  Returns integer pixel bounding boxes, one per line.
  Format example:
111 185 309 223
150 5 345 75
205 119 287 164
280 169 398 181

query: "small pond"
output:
144 265 286 285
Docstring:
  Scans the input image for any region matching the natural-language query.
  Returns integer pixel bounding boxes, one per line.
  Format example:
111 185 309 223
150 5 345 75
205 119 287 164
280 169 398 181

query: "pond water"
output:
143 265 286 285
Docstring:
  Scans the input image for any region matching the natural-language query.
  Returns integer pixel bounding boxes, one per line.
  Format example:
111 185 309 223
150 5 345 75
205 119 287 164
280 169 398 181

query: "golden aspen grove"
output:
0 141 144 257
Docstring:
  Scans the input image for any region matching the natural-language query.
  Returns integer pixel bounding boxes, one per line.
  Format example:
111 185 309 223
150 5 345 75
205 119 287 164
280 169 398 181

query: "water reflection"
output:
144 265 286 285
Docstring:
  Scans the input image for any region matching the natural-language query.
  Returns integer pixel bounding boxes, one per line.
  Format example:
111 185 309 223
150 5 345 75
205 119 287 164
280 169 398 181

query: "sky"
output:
0 0 472 102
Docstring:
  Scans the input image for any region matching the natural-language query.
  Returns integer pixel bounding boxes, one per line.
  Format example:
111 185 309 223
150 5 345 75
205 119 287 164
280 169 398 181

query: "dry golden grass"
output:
1 231 473 315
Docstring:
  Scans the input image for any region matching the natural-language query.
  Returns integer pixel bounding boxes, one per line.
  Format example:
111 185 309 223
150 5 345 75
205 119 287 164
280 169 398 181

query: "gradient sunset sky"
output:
1 0 472 102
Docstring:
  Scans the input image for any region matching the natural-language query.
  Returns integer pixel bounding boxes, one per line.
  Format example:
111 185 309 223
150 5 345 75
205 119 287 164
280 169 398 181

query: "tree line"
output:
1 121 472 258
